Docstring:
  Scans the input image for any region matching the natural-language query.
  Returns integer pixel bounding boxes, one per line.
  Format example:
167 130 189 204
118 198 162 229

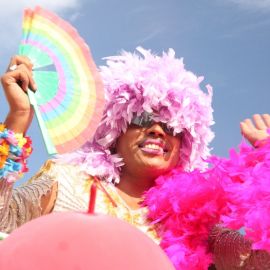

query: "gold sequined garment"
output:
1 160 270 269
209 226 270 270
0 160 160 244
51 160 160 244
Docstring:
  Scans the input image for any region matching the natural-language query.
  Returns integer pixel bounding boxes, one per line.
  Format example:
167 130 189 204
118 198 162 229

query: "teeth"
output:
144 144 162 150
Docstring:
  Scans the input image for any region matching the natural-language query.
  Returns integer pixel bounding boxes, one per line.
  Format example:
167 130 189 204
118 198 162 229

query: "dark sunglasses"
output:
131 112 175 136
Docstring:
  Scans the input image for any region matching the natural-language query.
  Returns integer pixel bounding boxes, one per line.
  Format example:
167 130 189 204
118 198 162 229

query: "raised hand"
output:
240 114 270 147
1 55 37 133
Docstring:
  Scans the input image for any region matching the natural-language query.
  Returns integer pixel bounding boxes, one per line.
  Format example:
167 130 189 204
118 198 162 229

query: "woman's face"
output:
116 122 181 180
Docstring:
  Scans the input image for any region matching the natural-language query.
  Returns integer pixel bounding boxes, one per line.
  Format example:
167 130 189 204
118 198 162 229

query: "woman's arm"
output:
0 55 36 232
0 161 58 233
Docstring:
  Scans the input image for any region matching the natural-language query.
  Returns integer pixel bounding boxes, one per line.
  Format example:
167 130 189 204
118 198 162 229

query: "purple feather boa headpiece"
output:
58 47 214 183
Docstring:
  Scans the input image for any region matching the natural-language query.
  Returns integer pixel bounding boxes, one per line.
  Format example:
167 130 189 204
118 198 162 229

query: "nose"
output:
145 123 166 138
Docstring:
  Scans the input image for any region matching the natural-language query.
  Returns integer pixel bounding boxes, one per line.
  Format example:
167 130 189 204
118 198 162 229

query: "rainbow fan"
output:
19 6 104 154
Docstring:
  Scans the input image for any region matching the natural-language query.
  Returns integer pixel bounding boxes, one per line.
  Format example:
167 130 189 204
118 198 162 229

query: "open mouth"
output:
139 139 168 155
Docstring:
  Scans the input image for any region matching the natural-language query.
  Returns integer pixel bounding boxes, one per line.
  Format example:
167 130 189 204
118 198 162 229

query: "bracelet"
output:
0 124 33 181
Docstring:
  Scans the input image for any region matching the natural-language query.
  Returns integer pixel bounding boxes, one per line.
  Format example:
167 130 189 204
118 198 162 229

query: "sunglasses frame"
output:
131 112 175 136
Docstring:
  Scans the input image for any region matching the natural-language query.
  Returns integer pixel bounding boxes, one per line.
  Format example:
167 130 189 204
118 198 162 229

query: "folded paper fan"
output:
19 6 105 154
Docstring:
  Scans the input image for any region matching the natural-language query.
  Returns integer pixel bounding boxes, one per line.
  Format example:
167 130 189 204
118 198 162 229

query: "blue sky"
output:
0 0 270 184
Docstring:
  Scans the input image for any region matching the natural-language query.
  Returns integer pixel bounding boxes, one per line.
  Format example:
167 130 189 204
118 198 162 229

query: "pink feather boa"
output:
211 138 270 251
144 138 270 269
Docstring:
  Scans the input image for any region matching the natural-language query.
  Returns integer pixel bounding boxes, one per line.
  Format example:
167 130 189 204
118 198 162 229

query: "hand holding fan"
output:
19 6 104 154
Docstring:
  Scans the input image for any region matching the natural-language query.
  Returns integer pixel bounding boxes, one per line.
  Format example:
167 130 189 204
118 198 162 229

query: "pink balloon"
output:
0 212 174 270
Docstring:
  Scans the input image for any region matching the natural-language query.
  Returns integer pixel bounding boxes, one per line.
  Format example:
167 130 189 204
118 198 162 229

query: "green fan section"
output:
19 44 53 68
33 71 59 105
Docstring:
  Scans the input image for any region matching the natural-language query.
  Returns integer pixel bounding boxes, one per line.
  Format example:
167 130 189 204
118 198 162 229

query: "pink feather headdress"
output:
58 47 214 183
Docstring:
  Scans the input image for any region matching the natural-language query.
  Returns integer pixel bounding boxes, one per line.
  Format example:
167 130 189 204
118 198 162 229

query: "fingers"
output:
240 121 251 135
262 114 270 127
240 114 270 147
240 120 256 146
7 55 33 72
241 114 270 131
11 64 37 92
253 114 270 129
241 118 256 132
3 55 37 92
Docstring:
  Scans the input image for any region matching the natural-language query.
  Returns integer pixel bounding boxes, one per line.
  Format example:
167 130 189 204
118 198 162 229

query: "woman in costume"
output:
0 48 270 269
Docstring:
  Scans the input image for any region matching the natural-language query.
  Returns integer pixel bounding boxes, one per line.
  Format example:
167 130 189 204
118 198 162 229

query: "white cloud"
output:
0 0 83 55
137 27 165 44
0 0 80 16
69 11 82 23
215 0 270 39
126 5 168 45
219 17 270 38
224 0 270 12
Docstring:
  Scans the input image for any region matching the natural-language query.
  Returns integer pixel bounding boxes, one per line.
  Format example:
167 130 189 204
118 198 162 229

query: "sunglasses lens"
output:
131 113 153 127
131 113 175 135
162 124 174 135
131 116 142 126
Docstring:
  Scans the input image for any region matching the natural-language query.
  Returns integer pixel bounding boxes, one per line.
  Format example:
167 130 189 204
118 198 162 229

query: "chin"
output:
140 163 172 177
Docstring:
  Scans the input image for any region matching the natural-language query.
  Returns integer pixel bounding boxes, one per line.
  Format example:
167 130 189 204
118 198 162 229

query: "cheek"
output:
169 139 181 165
116 139 127 158
116 130 140 157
